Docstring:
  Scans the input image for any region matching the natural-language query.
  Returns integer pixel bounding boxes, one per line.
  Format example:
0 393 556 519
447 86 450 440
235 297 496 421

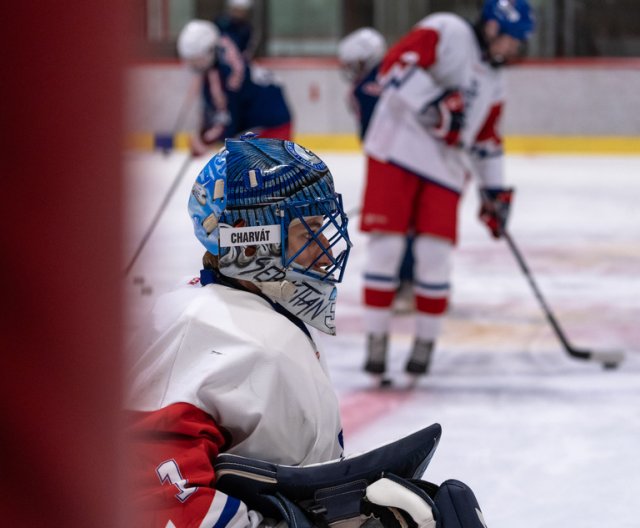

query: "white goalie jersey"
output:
125 277 343 527
364 12 506 192
127 277 343 463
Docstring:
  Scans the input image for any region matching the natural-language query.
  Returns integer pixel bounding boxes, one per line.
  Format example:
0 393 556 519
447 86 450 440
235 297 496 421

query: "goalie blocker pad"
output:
214 423 442 526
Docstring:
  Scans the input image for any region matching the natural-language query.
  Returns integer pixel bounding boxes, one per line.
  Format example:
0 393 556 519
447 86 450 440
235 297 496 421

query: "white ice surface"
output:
124 150 640 528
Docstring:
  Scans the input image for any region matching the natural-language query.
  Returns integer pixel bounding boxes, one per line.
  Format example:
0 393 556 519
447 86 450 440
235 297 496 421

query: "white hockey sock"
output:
363 233 408 334
413 236 452 341
364 307 394 336
416 313 443 342
363 233 407 290
413 236 453 290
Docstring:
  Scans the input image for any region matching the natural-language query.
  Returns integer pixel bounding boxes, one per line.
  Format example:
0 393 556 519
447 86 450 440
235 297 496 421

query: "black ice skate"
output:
364 333 388 375
405 339 434 376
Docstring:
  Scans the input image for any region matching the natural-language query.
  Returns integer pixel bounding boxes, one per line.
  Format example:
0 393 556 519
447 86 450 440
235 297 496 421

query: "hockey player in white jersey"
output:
360 0 535 380
125 136 352 526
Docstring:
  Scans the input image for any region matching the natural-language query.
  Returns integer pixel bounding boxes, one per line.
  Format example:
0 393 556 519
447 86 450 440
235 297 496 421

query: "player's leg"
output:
363 233 407 373
410 235 452 374
360 157 418 375
410 180 460 376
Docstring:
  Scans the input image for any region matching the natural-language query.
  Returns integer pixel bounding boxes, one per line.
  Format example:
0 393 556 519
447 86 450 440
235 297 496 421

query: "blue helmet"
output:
188 135 352 335
481 0 535 41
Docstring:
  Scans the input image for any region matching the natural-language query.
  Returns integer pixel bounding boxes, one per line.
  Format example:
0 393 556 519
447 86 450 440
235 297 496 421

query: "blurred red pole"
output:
0 2 127 527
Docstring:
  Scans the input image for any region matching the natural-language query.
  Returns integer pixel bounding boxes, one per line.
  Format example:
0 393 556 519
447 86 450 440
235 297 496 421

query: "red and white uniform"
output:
364 12 505 196
126 278 343 527
360 13 507 341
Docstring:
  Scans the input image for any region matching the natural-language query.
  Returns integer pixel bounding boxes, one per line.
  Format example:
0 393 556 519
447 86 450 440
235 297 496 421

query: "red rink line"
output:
339 388 416 438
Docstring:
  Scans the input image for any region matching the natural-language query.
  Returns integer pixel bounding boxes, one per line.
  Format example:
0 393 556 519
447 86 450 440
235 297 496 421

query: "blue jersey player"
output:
338 28 386 139
177 20 292 156
214 0 258 60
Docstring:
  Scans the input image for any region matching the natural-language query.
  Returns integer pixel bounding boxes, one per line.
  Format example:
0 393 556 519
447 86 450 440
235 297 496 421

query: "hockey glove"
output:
190 126 225 156
429 89 465 146
191 110 230 155
479 187 514 239
361 474 438 528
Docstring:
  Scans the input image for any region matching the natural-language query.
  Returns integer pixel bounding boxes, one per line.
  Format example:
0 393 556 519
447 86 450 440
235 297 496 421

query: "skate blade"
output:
369 374 393 389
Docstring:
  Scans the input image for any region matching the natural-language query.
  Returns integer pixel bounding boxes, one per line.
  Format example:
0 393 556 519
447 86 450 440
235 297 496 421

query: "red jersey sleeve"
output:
379 27 440 75
127 402 254 527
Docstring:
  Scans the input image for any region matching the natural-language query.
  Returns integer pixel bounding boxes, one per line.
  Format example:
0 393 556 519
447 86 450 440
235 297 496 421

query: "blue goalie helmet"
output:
188 135 352 335
481 0 535 41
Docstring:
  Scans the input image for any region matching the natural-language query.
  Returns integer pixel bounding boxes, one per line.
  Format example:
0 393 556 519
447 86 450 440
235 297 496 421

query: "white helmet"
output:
227 0 253 9
338 28 386 80
177 19 220 61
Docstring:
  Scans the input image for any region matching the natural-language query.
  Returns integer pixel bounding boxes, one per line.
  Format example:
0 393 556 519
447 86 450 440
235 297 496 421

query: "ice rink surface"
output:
125 150 640 527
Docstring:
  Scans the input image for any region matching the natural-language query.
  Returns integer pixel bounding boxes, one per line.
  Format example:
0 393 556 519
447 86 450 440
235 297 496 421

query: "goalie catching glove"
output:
479 187 514 239
214 423 488 527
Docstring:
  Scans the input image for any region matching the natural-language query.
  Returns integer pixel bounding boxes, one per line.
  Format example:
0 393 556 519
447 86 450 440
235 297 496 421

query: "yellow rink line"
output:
503 136 640 155
125 133 640 155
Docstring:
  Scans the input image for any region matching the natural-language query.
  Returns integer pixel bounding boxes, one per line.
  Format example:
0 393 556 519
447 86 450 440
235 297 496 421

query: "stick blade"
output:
590 349 625 368
570 347 625 368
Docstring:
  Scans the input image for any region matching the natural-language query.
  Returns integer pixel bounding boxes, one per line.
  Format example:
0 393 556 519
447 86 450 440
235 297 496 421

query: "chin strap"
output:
255 280 297 301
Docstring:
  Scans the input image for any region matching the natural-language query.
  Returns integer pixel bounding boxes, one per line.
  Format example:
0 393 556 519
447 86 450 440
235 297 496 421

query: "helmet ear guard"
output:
188 136 352 335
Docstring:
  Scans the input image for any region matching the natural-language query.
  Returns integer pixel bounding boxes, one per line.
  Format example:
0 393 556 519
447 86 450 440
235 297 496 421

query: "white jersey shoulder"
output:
416 12 479 88
126 279 343 466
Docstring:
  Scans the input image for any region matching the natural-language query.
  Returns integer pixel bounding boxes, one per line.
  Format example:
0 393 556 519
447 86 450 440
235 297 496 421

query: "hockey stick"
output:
455 148 624 368
503 230 624 369
124 154 194 277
